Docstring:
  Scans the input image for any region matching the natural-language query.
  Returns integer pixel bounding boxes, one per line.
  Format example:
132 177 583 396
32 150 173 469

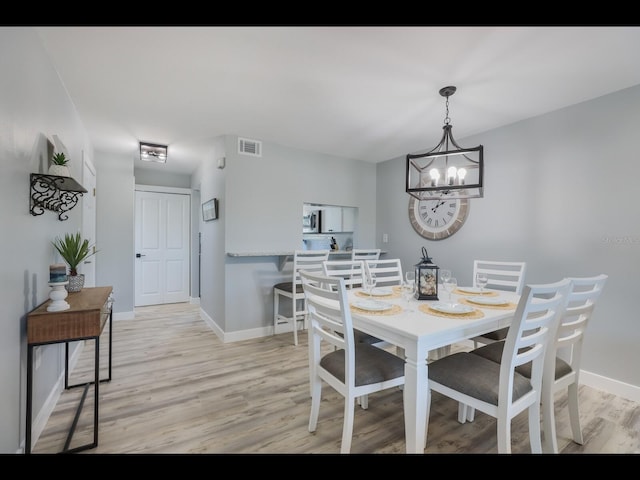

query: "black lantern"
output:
414 247 439 300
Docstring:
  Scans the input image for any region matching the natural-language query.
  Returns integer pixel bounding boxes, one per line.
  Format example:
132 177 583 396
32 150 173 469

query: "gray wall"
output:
0 28 94 453
377 84 640 392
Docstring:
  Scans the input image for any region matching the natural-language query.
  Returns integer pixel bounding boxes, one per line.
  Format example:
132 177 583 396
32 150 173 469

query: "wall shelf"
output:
30 173 87 221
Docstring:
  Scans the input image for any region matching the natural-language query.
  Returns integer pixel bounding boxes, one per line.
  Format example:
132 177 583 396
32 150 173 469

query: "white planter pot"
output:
48 164 70 177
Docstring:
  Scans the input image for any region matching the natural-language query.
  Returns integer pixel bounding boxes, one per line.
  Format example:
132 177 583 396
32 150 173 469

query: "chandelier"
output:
406 86 483 200
140 142 168 163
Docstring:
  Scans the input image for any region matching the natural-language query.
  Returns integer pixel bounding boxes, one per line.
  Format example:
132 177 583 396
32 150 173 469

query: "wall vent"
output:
238 137 262 157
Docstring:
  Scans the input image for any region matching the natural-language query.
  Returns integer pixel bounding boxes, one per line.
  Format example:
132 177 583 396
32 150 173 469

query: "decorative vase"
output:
66 274 85 292
48 164 70 177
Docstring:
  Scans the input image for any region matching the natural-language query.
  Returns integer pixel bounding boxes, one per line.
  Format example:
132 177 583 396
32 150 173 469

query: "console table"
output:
25 286 113 454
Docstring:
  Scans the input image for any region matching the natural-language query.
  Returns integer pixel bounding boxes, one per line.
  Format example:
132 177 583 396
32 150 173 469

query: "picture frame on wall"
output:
202 198 218 221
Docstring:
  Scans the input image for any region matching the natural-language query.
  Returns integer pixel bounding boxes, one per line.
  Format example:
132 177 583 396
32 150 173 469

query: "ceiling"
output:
35 26 640 175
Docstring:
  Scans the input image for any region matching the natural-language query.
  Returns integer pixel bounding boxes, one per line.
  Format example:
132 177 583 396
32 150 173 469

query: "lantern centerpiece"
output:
414 247 439 300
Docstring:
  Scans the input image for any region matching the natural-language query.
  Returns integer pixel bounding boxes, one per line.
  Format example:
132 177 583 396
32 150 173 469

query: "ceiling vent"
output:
238 137 262 157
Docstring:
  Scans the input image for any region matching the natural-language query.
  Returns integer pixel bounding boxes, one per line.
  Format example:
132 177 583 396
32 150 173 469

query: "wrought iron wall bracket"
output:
30 173 87 221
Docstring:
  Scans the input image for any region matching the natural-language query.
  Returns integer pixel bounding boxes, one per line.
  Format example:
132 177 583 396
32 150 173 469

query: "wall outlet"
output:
35 347 42 370
382 233 389 243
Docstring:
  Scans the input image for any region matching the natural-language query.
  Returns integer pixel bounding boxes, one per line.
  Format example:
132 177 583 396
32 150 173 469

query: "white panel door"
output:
81 154 97 287
135 190 190 306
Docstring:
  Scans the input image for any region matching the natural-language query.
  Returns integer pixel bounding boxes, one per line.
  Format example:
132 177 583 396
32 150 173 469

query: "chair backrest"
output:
351 249 381 262
293 250 330 288
323 259 365 289
554 274 608 372
499 278 572 407
300 270 356 380
364 258 404 287
473 260 527 294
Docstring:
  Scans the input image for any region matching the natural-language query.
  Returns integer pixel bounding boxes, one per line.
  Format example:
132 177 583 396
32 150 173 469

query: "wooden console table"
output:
25 286 113 454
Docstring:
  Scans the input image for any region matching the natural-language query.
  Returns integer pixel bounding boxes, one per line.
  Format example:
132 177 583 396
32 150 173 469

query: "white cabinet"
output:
321 206 356 233
321 207 342 233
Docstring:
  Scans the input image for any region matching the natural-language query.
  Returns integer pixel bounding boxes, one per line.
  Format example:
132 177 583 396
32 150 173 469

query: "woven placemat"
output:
459 297 518 310
350 303 402 316
355 289 401 299
454 288 498 297
419 304 484 319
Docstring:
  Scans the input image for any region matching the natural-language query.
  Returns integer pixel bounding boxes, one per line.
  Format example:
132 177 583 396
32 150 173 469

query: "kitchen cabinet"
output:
320 206 355 233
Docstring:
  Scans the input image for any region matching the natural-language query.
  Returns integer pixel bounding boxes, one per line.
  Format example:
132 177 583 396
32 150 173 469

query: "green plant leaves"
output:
51 232 96 276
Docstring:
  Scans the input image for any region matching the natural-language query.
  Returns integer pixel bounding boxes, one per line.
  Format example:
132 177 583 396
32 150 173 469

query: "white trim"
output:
580 370 640 403
134 184 192 195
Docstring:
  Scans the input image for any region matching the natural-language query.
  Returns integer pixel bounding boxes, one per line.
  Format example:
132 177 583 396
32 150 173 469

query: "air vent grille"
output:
238 137 262 157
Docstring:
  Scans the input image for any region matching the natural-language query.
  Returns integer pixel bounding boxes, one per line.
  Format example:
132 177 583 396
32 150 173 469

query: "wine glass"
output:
440 269 451 286
402 281 416 312
405 270 415 285
443 276 458 305
363 272 377 298
475 272 488 293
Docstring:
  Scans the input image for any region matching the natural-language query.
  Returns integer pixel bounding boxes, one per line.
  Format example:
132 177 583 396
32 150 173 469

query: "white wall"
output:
377 84 640 394
0 27 94 453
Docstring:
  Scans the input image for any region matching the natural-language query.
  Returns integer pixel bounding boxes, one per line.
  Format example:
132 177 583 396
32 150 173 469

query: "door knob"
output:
136 253 146 258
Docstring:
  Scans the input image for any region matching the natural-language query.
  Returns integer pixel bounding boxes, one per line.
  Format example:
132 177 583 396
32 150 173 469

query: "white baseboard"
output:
580 370 640 403
190 296 200 305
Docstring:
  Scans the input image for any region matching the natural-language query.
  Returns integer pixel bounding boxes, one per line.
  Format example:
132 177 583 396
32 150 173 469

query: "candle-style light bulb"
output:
447 166 457 186
429 168 440 186
457 167 467 185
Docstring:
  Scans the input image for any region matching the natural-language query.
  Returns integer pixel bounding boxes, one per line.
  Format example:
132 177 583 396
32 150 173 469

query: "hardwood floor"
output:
33 302 640 454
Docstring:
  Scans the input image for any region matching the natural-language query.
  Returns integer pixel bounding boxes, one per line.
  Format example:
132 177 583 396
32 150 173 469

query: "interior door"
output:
135 190 190 306
81 154 97 287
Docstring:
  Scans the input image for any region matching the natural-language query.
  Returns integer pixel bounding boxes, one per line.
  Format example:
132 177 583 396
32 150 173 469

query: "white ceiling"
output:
35 26 640 175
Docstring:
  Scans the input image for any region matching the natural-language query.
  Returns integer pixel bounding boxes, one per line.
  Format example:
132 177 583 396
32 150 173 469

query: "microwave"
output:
303 211 319 233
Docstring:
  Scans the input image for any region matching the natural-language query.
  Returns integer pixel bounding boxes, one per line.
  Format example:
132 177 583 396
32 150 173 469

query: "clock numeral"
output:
426 218 433 226
446 211 454 218
434 219 439 227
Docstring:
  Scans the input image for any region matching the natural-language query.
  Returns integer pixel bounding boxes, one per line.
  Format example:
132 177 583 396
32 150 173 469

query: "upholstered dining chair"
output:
469 274 608 453
351 248 381 262
470 260 527 348
300 269 406 454
425 278 571 453
363 258 403 287
273 249 330 346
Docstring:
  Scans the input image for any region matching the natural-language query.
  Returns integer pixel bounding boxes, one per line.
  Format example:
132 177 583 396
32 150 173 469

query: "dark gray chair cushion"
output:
427 352 533 405
354 329 385 345
471 341 573 380
274 282 303 294
480 327 509 341
320 344 405 386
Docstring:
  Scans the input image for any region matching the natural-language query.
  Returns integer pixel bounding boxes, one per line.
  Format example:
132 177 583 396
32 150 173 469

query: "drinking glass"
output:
475 272 488 293
443 276 457 305
401 281 416 312
440 269 451 286
405 270 415 285
364 273 377 298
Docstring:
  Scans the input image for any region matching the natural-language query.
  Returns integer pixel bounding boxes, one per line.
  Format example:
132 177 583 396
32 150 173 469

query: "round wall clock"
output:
408 193 470 240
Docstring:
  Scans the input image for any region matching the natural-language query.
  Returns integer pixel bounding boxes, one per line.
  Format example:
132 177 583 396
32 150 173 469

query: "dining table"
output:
347 284 521 454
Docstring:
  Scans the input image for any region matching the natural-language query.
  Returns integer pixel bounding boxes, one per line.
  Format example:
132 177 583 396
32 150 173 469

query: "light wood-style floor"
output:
33 302 640 454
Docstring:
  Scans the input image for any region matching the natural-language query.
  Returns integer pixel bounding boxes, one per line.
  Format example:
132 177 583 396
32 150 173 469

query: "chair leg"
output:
567 382 584 445
528 402 543 454
457 402 467 424
308 376 322 433
273 292 280 335
341 396 356 454
496 415 512 454
359 395 368 410
425 389 432 449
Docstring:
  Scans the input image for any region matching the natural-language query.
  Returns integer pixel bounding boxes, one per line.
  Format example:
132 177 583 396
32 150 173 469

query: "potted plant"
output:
48 152 70 176
52 232 97 292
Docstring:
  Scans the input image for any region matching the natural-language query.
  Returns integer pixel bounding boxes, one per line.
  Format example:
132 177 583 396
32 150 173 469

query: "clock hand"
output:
431 200 446 213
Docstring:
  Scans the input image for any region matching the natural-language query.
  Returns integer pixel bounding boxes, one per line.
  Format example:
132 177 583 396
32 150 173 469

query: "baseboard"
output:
190 297 200 305
580 369 640 403
199 307 272 343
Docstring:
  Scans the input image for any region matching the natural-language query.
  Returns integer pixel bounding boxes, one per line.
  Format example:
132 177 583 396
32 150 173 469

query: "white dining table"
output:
347 286 520 454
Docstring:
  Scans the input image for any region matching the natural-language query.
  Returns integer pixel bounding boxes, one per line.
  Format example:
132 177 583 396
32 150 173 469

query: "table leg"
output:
25 345 33 454
403 343 428 454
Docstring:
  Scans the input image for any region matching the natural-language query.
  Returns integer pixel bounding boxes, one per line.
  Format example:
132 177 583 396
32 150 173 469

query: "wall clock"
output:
408 192 470 240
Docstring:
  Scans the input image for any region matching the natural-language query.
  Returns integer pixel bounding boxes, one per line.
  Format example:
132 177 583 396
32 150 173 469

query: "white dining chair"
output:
363 258 403 287
470 260 527 348
300 269 406 454
273 250 330 346
468 274 608 453
425 278 571 453
351 248 381 262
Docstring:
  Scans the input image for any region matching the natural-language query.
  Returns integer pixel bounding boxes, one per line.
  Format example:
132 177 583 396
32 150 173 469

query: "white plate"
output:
430 302 474 314
466 296 509 306
456 286 484 294
353 300 393 312
370 287 393 296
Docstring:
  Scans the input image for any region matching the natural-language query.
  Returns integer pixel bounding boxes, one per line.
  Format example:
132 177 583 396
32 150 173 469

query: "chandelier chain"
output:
444 95 451 125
